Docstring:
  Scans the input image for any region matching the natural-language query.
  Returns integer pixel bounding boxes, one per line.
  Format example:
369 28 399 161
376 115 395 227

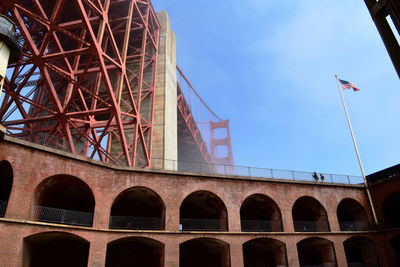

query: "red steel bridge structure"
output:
0 0 233 169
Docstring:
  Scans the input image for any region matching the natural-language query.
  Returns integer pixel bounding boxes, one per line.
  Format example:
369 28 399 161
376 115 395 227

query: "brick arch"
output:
30 174 95 227
177 186 232 219
23 231 90 267
292 196 330 232
343 236 379 266
180 190 228 231
180 237 230 267
243 237 288 267
240 193 283 232
297 237 337 266
106 236 164 267
0 160 13 217
109 186 165 230
382 190 400 228
337 198 370 231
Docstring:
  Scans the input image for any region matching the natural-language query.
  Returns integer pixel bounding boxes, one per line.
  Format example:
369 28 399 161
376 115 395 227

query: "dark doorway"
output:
109 187 165 230
180 191 228 231
243 238 287 267
23 232 89 267
106 237 164 267
292 196 330 232
344 237 379 267
32 175 95 226
390 235 400 266
240 194 283 232
382 191 400 228
297 237 337 267
0 160 13 217
180 238 230 267
337 199 370 231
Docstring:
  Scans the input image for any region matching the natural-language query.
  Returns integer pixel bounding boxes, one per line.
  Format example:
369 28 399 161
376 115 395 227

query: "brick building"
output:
0 136 399 266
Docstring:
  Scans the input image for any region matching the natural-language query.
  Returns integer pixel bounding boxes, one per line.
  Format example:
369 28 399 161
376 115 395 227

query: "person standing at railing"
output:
312 172 319 182
320 174 325 182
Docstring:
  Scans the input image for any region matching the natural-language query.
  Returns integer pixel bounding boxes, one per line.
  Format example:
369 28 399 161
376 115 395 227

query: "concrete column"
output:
152 11 178 170
165 238 179 267
230 241 244 267
285 239 300 267
87 235 108 267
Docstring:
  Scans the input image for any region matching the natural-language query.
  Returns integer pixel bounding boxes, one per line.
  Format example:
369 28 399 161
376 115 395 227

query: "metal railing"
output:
294 220 330 232
339 221 370 231
151 159 363 185
109 215 163 230
30 206 93 227
180 218 227 231
13 132 363 185
241 219 282 232
0 200 7 217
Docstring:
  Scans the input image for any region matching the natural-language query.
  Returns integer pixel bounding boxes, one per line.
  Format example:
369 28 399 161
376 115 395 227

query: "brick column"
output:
228 205 241 232
164 238 179 267
281 207 294 232
285 239 300 267
6 171 32 220
165 203 180 231
230 240 244 267
87 235 108 267
332 238 347 267
326 205 340 232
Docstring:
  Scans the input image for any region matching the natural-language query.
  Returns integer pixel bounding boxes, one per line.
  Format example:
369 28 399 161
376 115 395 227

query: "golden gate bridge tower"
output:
0 0 233 170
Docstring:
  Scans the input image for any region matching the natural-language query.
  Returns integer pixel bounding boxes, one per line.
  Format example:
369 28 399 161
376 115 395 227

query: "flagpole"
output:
335 74 379 226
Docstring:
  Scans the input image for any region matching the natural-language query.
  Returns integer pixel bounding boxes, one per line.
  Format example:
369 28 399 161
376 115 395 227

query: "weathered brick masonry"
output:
0 137 398 266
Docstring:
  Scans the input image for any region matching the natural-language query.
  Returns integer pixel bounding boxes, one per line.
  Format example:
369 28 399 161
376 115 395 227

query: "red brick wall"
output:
0 139 389 267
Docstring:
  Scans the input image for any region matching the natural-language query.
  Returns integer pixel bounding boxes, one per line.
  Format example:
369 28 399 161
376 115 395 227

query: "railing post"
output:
291 171 295 180
347 175 351 184
248 167 251 177
224 164 227 175
330 174 333 183
271 169 274 178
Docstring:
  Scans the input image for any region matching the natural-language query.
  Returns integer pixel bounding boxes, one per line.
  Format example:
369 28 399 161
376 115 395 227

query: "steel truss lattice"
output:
0 0 160 167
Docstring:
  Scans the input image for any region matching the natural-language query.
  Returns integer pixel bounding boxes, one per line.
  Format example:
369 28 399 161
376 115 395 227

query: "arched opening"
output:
31 175 95 227
337 198 370 231
180 191 228 231
390 235 400 266
240 194 283 232
109 187 165 230
344 237 379 266
22 232 89 267
180 238 230 267
297 237 337 267
0 160 13 217
292 196 330 232
105 237 164 267
382 191 400 228
243 238 287 267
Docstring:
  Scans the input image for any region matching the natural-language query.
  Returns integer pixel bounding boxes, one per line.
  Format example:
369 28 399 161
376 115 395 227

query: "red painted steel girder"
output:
0 0 160 167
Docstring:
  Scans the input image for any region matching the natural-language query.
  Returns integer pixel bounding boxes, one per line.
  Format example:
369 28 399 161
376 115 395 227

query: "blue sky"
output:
152 0 400 176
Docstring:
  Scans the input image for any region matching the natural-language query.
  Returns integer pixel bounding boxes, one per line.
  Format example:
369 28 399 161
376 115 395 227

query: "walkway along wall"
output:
0 137 395 266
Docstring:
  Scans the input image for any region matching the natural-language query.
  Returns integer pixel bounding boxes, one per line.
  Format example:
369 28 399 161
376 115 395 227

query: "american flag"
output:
339 79 360 92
